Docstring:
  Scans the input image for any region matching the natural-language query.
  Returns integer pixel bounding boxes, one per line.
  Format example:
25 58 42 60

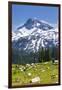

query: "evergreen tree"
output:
44 47 51 62
38 47 45 62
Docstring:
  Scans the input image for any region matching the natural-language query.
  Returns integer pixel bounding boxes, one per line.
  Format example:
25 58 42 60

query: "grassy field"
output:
12 61 59 86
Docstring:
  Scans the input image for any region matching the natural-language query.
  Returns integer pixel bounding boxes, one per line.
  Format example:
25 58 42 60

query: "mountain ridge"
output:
12 18 58 53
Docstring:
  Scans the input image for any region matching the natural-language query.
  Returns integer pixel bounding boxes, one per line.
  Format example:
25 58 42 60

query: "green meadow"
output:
12 61 59 86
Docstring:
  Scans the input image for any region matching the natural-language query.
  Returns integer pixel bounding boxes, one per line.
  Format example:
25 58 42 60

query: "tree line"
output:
12 46 59 64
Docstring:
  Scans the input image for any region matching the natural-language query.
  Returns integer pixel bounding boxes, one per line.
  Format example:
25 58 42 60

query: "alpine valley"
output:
12 18 59 64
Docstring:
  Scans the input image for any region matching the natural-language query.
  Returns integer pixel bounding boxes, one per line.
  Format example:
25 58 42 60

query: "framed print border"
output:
8 1 61 88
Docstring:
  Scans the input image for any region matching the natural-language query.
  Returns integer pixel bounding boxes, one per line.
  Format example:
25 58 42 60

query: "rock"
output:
31 77 40 83
23 67 26 70
28 66 32 70
26 64 30 67
44 62 48 64
42 69 45 72
31 63 34 66
31 63 36 68
56 75 58 78
19 68 23 71
55 60 58 63
21 69 23 71
28 73 31 76
55 81 58 83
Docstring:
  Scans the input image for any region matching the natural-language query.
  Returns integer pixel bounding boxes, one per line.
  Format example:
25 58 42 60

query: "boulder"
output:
55 60 58 63
28 73 31 76
42 69 45 72
31 77 40 83
19 67 23 71
26 64 30 67
44 62 48 64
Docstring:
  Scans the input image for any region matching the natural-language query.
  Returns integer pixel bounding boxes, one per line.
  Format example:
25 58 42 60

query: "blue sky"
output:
12 4 59 31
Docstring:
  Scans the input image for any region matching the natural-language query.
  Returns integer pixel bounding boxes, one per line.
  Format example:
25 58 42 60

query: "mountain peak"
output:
17 18 54 30
24 18 38 29
12 18 58 52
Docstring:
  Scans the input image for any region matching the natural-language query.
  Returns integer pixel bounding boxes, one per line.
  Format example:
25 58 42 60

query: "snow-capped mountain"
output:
12 18 58 53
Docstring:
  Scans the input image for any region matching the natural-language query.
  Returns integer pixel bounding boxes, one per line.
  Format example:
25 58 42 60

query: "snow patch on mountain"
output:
12 18 58 53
